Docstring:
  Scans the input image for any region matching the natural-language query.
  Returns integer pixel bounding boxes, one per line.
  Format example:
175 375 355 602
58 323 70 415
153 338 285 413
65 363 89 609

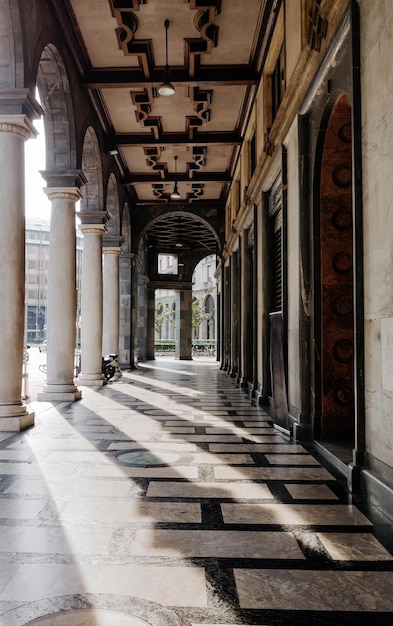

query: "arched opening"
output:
316 92 354 459
106 173 120 234
204 294 215 341
81 127 103 213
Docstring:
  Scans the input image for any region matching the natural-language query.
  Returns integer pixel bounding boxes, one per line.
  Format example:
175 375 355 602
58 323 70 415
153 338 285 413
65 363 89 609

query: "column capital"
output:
78 211 110 226
40 169 88 189
0 88 43 120
103 247 122 256
0 114 38 141
44 187 84 202
79 224 107 236
103 234 124 249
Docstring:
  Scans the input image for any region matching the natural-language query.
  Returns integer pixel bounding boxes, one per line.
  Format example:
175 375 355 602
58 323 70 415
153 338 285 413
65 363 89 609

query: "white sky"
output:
24 117 51 220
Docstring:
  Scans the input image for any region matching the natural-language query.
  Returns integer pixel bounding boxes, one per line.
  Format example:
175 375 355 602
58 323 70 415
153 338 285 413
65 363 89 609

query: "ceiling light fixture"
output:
170 155 181 200
158 19 175 97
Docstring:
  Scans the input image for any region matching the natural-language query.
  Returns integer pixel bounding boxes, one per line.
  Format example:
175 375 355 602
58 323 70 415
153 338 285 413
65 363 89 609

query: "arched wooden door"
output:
318 93 354 447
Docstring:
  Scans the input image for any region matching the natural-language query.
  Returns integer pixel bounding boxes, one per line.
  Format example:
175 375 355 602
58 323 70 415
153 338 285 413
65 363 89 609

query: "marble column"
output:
175 288 192 360
77 213 108 386
38 183 84 402
102 236 122 376
0 115 36 430
119 253 132 367
132 256 142 367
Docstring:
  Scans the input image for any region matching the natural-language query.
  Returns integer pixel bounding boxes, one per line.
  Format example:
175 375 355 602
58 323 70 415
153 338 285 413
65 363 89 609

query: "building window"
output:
158 254 178 274
250 132 256 177
269 174 283 313
271 44 285 122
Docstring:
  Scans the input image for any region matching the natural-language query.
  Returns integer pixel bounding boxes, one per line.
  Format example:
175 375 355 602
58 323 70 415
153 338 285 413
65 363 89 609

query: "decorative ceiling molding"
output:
187 183 204 202
152 183 170 202
130 88 162 139
109 1 153 76
187 147 207 177
186 0 221 77
189 87 213 124
144 147 167 179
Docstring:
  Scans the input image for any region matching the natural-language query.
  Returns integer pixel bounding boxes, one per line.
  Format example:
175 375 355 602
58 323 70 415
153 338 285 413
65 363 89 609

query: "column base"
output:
0 404 35 431
37 384 82 402
77 372 106 387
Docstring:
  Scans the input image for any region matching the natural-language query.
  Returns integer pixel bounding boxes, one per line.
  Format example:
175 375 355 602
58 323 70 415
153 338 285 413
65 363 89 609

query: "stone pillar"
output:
38 180 85 402
0 115 36 430
102 236 122 376
230 249 240 378
240 230 254 388
294 115 313 441
77 212 109 386
175 288 192 360
119 253 132 367
222 262 231 371
132 256 142 367
136 271 146 362
146 286 156 360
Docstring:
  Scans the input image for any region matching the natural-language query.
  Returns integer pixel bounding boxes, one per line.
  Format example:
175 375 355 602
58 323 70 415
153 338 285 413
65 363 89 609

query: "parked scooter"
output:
102 353 118 381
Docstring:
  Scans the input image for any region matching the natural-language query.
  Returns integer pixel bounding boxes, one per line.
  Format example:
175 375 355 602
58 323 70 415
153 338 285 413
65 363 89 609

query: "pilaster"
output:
175 288 192 360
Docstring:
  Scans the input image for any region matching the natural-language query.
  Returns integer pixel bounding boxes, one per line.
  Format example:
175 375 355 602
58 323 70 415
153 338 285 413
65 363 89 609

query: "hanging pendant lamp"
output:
158 19 176 96
170 155 181 200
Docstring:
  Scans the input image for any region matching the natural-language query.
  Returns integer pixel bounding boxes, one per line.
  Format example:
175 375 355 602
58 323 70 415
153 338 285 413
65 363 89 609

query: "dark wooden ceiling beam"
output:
84 67 259 89
125 172 231 184
114 132 241 147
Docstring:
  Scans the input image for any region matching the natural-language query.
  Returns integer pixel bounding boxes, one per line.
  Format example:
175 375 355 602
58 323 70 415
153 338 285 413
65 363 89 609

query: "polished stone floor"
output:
0 358 393 626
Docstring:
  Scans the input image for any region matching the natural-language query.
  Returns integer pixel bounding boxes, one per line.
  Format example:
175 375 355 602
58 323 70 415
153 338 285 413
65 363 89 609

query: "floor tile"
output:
0 564 207 607
190 453 255 464
5 478 132 497
131 529 305 559
221 503 372 526
214 466 335 480
233 568 393 610
209 443 307 453
58 500 201 523
146 481 274 499
285 484 339 500
0 499 48 519
317 532 393 560
264 454 321 465
107 442 197 451
0 526 113 554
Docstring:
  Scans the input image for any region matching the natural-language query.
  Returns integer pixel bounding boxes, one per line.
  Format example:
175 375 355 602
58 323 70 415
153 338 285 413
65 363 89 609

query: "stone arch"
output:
136 210 220 256
106 173 120 235
80 126 103 211
121 203 131 253
36 44 77 171
0 0 24 89
205 294 215 341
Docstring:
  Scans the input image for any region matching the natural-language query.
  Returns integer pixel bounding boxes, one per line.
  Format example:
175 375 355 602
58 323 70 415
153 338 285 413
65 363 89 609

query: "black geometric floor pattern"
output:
0 358 392 626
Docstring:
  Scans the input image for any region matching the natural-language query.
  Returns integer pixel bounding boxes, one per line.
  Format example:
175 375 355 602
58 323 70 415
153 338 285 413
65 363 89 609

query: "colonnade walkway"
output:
1 358 393 626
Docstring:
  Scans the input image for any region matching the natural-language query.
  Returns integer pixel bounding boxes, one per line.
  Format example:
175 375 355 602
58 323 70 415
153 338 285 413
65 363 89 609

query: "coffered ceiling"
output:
63 0 278 203
57 0 279 253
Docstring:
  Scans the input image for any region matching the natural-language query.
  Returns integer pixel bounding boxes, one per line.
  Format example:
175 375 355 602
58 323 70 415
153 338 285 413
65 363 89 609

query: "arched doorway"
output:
316 93 354 455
